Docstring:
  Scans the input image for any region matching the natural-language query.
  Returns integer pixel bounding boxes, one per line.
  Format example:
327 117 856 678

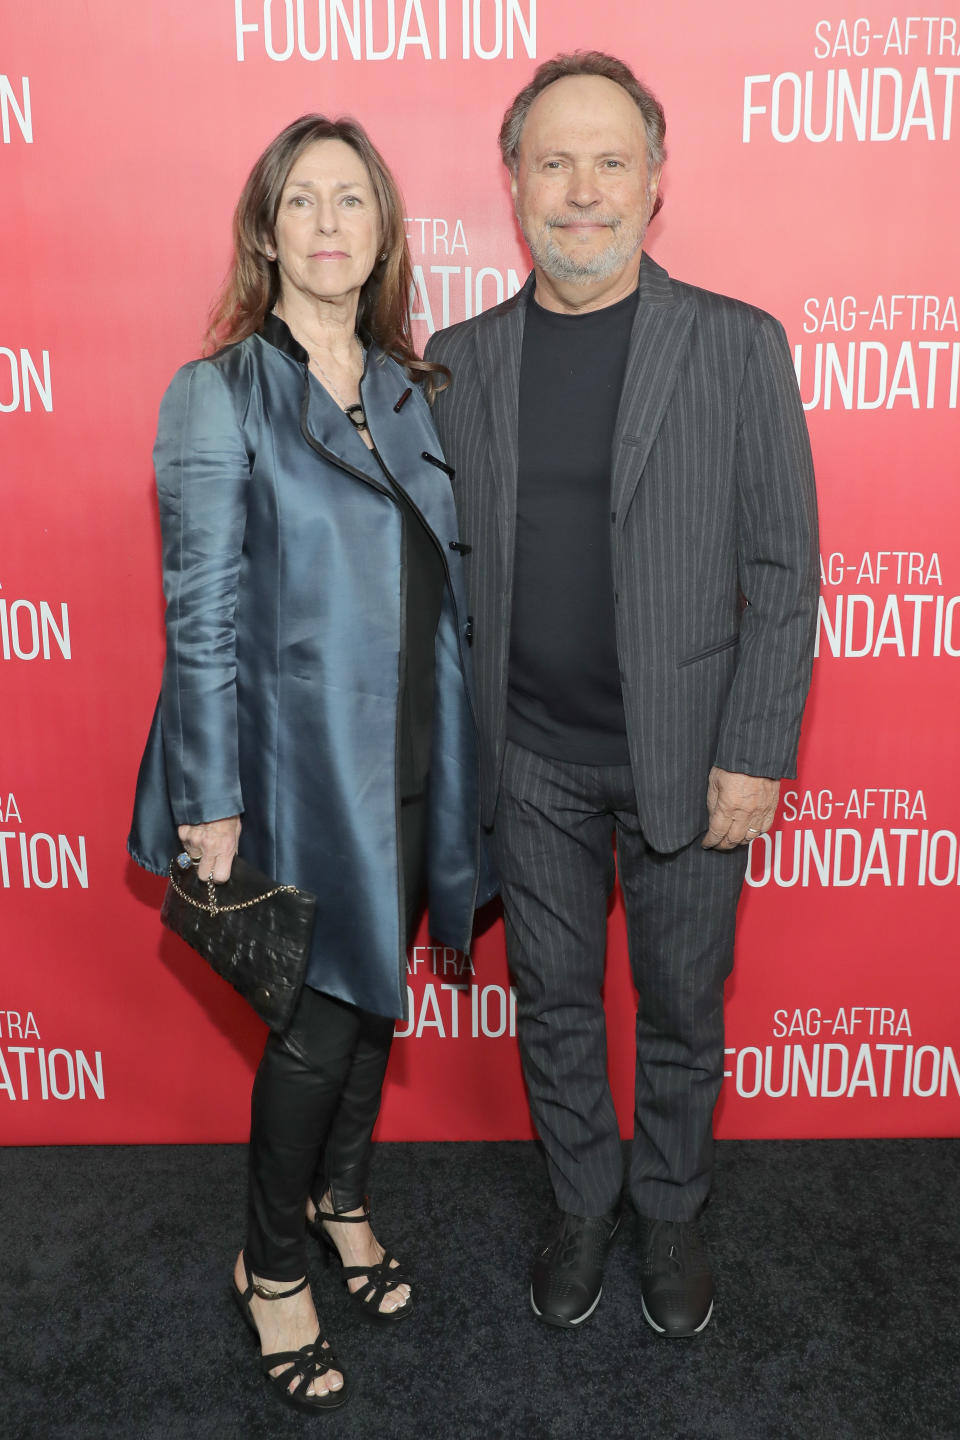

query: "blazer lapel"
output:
610 254 695 525
473 277 530 564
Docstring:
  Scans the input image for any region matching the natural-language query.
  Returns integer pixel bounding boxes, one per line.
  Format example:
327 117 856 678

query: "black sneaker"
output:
638 1216 714 1336
530 1210 620 1328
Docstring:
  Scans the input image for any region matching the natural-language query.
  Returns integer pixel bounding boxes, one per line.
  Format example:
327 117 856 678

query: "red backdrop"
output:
2 1 958 1145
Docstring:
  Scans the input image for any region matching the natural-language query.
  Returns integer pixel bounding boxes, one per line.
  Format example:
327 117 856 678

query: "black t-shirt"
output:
507 288 637 765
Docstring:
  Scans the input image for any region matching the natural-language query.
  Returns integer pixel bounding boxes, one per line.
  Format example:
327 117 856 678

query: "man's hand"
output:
177 815 241 882
702 768 779 850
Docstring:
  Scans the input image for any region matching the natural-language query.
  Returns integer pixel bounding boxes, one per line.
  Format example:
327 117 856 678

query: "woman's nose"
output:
315 200 339 232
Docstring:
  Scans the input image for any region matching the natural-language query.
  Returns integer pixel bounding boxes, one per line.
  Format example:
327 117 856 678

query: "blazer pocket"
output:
677 633 740 668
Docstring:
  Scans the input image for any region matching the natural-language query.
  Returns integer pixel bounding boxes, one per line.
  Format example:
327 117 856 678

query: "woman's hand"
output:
177 816 242 883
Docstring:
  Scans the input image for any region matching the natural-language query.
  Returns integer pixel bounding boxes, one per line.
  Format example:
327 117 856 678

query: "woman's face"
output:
272 139 381 312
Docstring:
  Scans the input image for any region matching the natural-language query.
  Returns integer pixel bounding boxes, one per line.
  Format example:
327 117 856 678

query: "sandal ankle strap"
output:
251 1273 311 1301
314 1198 371 1224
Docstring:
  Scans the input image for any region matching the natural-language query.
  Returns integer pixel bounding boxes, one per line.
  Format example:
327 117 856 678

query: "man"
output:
425 52 818 1335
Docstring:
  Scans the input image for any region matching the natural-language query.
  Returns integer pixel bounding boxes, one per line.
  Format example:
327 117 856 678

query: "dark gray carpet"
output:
2 1138 957 1439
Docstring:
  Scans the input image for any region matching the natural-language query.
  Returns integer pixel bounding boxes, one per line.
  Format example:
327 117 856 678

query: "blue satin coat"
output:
129 315 491 1018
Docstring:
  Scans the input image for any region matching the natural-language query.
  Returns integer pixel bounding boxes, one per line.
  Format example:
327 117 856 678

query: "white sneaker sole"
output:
530 1283 604 1327
641 1293 714 1336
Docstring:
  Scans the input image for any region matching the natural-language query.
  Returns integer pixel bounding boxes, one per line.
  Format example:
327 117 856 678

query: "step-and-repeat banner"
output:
3 3 958 1145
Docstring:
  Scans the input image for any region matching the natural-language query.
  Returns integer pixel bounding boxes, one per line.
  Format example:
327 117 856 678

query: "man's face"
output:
512 74 660 288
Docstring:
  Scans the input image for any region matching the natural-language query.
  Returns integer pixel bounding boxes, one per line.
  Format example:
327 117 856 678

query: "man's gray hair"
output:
499 51 667 217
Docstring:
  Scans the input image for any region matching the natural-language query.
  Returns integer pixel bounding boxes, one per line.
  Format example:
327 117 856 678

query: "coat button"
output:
465 617 474 645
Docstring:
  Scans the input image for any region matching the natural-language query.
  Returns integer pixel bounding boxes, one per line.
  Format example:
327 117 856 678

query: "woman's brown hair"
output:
206 114 447 399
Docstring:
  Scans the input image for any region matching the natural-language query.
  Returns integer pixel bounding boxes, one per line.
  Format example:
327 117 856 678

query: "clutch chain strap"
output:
168 859 298 917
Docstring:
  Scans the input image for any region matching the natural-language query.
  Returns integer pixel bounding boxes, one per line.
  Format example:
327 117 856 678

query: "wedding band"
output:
746 827 759 835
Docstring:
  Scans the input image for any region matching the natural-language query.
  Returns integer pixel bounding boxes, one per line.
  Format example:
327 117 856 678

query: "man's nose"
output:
565 165 602 208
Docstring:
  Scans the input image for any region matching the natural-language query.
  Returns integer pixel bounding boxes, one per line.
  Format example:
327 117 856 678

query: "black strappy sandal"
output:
232 1251 349 1412
307 1200 413 1325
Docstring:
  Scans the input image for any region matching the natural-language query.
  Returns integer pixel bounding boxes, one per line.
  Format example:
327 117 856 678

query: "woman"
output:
129 115 490 1412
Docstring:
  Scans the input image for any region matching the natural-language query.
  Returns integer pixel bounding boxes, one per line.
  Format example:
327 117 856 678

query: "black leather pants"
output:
245 797 425 1281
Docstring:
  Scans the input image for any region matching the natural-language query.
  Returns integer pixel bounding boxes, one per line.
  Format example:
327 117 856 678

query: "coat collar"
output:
473 277 530 559
258 311 394 490
610 253 696 523
259 309 378 364
259 309 310 364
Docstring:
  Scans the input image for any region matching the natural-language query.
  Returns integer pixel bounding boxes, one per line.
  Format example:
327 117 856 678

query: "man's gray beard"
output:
521 214 647 285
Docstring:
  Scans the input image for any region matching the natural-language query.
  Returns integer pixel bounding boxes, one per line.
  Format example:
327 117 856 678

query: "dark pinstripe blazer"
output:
424 253 819 851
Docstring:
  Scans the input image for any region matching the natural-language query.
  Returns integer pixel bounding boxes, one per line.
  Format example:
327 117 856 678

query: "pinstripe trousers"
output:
489 741 748 1222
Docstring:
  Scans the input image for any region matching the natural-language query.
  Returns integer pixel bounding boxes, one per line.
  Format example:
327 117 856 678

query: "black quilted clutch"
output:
161 853 316 1031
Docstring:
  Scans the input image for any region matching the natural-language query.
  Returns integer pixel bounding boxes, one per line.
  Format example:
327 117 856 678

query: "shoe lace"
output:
548 1212 611 1270
556 1215 585 1268
645 1219 703 1274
